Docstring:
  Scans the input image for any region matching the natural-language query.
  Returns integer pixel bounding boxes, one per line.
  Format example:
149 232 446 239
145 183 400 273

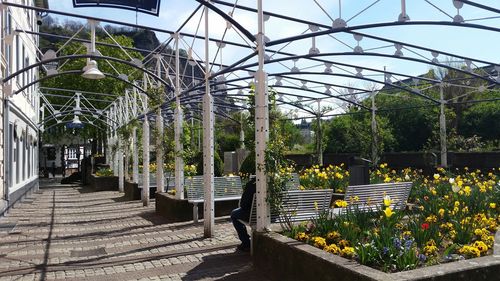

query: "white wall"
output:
2 0 40 196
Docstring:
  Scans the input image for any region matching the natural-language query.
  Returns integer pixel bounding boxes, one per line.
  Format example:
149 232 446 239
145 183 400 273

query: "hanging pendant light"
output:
82 60 105 80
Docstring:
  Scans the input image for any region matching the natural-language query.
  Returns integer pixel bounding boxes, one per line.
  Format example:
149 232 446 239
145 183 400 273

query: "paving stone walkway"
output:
0 182 269 281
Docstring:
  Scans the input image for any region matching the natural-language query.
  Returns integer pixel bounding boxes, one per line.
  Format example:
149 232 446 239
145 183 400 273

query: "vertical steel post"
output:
371 92 379 166
240 113 245 149
142 116 150 206
439 84 447 168
203 5 215 237
156 108 164 193
316 99 323 166
132 90 139 183
118 140 124 192
255 0 270 231
174 33 185 199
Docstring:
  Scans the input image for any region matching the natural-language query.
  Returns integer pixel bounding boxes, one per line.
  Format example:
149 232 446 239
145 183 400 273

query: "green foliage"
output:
324 109 395 160
192 151 224 177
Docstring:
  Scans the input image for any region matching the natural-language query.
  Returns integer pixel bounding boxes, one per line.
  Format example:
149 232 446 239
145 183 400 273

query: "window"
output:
22 45 26 86
5 9 11 35
5 45 11 77
8 124 13 187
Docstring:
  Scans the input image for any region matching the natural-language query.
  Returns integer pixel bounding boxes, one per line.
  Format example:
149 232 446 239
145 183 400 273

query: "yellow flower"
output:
490 203 496 209
340 246 356 258
295 232 309 242
473 241 488 253
383 195 392 207
438 208 445 217
324 243 340 254
464 186 471 196
338 239 350 248
459 245 480 257
326 231 341 241
311 236 327 249
383 207 394 218
433 174 440 180
424 245 438 256
335 200 348 208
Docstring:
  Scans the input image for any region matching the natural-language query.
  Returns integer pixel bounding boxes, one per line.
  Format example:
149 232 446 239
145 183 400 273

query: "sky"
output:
45 0 500 115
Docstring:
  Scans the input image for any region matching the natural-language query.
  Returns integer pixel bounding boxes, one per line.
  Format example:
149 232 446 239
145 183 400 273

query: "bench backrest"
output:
185 176 243 201
343 182 412 212
248 189 333 227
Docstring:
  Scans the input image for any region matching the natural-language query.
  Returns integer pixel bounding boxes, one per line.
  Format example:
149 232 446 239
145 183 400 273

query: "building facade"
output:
1 0 47 214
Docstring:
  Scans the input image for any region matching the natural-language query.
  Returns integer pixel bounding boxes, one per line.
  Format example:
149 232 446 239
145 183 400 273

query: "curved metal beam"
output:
2 54 174 93
14 70 150 98
267 21 500 47
39 109 118 127
269 71 439 104
193 0 256 42
42 120 106 133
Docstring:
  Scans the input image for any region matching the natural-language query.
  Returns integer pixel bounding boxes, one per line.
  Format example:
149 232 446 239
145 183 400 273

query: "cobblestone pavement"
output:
0 183 270 281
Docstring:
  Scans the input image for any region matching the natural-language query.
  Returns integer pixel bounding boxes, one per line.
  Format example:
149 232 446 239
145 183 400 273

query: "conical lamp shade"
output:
72 115 82 125
82 60 105 80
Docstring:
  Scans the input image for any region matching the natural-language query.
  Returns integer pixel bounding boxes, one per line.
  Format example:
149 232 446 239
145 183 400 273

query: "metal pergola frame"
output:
1 0 499 237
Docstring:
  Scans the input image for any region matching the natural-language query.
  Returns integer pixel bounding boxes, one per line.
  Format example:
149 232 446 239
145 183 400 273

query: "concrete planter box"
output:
155 192 239 223
253 231 500 281
89 174 118 191
124 180 155 200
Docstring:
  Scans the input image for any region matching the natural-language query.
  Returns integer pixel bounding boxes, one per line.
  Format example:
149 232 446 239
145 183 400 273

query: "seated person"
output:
230 177 256 252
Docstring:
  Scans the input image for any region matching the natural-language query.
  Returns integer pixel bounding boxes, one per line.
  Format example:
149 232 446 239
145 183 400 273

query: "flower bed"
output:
282 167 499 273
253 230 500 281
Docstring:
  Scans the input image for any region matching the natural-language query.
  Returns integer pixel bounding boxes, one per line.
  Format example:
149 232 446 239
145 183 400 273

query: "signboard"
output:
72 0 161 16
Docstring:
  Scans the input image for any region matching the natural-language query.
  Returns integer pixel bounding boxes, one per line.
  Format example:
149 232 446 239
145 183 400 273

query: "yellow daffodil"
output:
383 195 392 207
490 203 496 209
438 208 445 217
464 185 471 196
383 207 394 218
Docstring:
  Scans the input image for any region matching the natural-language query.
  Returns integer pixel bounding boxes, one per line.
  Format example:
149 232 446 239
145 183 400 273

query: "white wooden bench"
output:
185 176 243 222
331 182 413 216
247 189 333 228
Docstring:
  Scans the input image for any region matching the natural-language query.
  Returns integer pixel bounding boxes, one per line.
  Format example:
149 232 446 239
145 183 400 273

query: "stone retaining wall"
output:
155 192 238 223
89 174 118 191
124 181 155 200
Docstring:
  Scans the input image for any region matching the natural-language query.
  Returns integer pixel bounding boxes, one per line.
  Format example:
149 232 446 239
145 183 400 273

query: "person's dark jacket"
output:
239 178 256 220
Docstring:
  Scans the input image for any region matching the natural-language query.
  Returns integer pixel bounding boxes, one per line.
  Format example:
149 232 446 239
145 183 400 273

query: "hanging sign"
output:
72 0 161 16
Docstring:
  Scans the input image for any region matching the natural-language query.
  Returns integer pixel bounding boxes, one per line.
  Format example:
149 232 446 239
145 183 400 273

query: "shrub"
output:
193 151 223 177
239 152 255 178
